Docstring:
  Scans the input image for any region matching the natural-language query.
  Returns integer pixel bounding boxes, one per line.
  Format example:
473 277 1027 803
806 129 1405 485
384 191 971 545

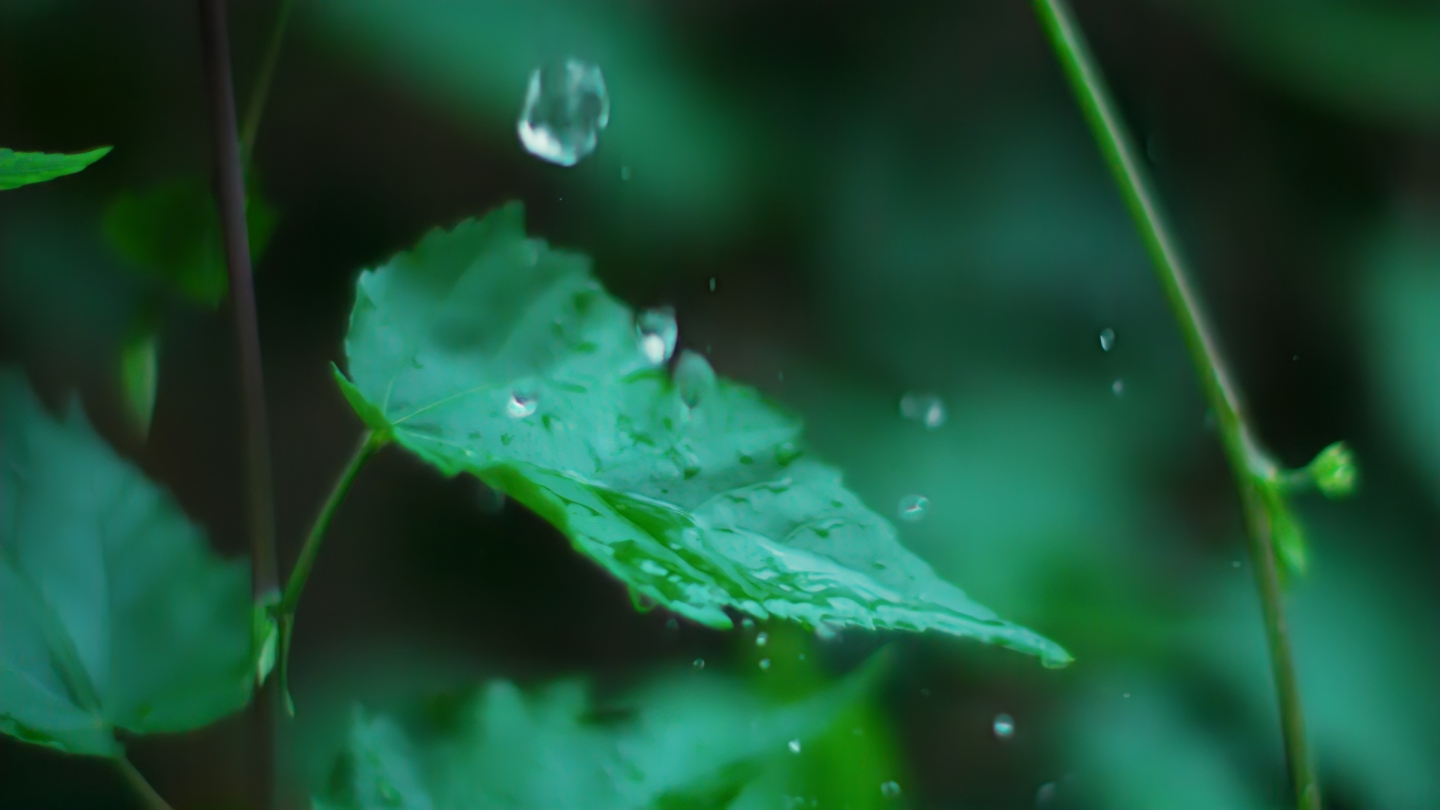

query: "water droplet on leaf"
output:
517 57 610 166
900 392 946 430
993 713 1015 740
1099 327 1115 352
880 781 902 799
636 306 677 365
897 494 929 523
675 350 716 408
507 391 538 418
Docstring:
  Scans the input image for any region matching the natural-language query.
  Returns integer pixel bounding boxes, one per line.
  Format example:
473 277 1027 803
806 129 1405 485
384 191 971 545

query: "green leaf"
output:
338 202 1069 666
314 657 882 810
102 176 278 308
119 327 159 437
0 367 255 756
0 146 111 190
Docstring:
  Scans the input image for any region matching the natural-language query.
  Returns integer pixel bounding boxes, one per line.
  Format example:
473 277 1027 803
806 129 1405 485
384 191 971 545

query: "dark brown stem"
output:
197 0 279 806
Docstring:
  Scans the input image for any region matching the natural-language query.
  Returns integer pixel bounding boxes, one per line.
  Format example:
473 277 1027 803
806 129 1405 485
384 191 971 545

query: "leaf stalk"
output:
1030 1 1318 807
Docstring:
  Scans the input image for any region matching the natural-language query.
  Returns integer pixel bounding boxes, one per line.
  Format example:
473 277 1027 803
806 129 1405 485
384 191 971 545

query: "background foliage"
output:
1 0 1437 807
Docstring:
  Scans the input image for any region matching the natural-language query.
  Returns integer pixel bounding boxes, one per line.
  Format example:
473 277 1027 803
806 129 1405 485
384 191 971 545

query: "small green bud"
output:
1307 441 1357 499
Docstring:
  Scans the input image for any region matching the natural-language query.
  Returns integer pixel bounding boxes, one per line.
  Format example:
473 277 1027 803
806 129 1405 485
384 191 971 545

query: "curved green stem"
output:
116 757 173 810
1031 1 1318 808
241 0 296 160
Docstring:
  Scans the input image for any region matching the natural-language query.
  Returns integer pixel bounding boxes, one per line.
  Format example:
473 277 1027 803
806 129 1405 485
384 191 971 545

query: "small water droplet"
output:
1035 781 1058 806
507 391 538 418
755 631 769 647
693 658 705 670
1122 692 1131 698
993 713 1015 740
758 658 771 670
620 165 632 181
1232 560 1242 569
709 277 717 292
636 306 677 365
897 494 929 523
742 618 756 630
900 392 946 430
675 350 716 408
1111 378 1125 397
880 781 902 800
517 57 610 166
1099 327 1115 352
787 739 801 754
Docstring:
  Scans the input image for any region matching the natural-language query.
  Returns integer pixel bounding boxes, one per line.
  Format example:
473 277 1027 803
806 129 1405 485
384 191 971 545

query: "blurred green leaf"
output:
1180 0 1440 128
315 658 880 810
0 146 110 190
102 176 278 308
118 327 159 437
337 202 1069 665
0 367 255 757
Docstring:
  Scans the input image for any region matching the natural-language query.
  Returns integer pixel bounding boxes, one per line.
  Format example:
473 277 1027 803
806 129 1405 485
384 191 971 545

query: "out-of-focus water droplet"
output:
742 617 755 630
787 739 801 754
814 622 839 642
693 658 705 670
1035 781 1058 806
517 57 610 166
1232 560 1242 569
1111 378 1125 397
880 781 902 800
1099 327 1115 352
675 350 716 408
507 391 538 418
758 658 771 670
755 631 769 647
621 165 632 181
993 713 1015 740
636 306 677 365
897 494 929 523
1122 692 1131 699
709 277 717 292
900 392 946 430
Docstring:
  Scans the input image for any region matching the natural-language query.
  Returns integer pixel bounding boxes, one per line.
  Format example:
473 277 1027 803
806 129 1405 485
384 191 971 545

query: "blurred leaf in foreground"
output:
0 367 255 756
102 175 278 308
118 324 159 437
336 202 1069 665
0 146 110 190
314 656 881 810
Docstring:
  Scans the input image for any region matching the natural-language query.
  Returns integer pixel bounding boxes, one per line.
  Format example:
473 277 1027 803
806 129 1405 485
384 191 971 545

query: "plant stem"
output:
197 0 279 805
116 757 173 810
240 0 296 160
1030 1 1318 807
280 430 386 620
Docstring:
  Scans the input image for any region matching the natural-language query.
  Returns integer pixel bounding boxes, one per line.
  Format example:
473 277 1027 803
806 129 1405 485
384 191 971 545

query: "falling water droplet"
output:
1232 560 1242 569
742 618 756 630
517 57 610 166
1035 781 1058 806
755 632 769 647
900 392 947 430
675 350 717 408
1111 378 1125 397
880 781 902 800
636 307 677 365
507 391 538 418
1099 327 1115 352
709 277 717 292
993 713 1015 740
897 494 929 523
758 658 771 670
788 739 802 754
693 658 705 670
620 165 632 181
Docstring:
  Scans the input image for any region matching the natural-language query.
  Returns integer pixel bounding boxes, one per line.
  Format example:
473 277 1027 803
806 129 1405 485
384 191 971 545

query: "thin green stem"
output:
279 429 386 620
1031 1 1318 808
240 0 296 161
116 757 173 810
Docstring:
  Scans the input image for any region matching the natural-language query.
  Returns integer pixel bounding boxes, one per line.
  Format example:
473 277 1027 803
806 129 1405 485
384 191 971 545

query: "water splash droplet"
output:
787 739 801 754
897 494 929 523
900 392 946 430
517 58 610 166
758 658 771 670
1099 327 1115 352
693 658 705 670
880 781 902 800
755 632 769 647
636 307 677 365
506 391 538 418
1111 378 1125 397
993 713 1015 740
675 350 716 408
